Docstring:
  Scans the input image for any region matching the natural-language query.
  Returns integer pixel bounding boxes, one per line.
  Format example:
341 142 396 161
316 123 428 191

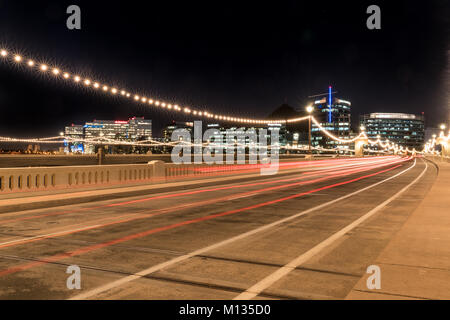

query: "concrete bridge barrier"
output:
0 161 261 194
0 155 373 195
0 163 155 194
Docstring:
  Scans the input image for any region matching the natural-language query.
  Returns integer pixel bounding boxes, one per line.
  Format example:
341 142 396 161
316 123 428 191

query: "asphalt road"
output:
0 156 437 299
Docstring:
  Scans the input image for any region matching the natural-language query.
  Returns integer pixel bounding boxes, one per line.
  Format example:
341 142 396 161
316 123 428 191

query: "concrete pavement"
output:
346 159 450 300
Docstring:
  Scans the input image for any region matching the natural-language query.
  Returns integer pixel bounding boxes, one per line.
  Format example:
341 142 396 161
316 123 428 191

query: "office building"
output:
64 117 152 154
360 113 425 149
310 86 351 147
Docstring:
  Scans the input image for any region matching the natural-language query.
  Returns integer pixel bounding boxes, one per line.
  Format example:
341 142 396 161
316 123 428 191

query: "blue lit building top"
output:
310 88 352 147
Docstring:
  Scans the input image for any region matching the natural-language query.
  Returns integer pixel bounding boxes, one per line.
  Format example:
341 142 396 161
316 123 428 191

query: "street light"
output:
306 105 313 155
439 124 446 137
98 132 105 165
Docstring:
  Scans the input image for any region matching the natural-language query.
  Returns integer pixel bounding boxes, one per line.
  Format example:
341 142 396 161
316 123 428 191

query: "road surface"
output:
0 156 436 299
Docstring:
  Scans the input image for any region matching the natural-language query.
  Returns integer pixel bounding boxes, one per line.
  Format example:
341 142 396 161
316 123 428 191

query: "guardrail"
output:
0 161 268 194
0 155 370 194
0 162 160 193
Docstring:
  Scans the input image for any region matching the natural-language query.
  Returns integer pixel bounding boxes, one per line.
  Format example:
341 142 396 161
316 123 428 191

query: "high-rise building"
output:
360 113 425 149
128 117 153 141
310 86 351 147
64 117 152 154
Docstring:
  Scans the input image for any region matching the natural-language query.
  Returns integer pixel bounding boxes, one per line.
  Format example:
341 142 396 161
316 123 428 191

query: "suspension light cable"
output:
0 46 444 153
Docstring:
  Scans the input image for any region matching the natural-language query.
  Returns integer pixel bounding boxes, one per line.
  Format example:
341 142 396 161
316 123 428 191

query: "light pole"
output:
438 124 448 158
306 105 314 156
98 132 104 165
440 124 446 136
59 132 65 154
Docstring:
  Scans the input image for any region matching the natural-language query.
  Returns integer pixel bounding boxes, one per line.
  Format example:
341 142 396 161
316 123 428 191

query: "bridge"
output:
0 154 447 299
0 45 449 300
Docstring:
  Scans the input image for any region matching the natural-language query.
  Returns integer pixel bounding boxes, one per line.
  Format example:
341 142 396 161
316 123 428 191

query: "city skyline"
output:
0 0 449 305
0 0 448 137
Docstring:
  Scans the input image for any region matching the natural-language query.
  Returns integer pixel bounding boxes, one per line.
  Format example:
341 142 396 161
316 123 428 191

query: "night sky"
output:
0 0 448 137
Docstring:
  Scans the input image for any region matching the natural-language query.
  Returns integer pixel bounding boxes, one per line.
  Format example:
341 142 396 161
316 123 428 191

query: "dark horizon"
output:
0 0 448 137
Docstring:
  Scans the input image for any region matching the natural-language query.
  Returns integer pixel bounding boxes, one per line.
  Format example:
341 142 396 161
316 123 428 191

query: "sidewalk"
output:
346 160 450 300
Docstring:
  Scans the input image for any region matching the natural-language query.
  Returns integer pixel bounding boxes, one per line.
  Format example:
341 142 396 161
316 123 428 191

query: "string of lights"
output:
310 117 366 143
0 134 399 154
2 130 447 155
0 46 446 154
0 47 297 125
0 136 63 143
2 125 448 155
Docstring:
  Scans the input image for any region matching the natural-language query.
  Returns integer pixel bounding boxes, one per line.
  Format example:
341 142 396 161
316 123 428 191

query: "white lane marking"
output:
0 224 104 247
234 159 427 300
0 212 148 248
70 159 418 300
227 194 256 201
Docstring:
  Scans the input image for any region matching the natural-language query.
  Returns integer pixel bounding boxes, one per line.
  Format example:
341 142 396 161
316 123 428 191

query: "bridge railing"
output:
0 161 270 194
0 163 156 194
0 155 372 195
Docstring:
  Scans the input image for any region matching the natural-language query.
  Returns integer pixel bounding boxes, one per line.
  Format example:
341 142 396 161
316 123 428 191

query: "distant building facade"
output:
203 123 286 154
162 121 194 153
64 124 85 153
64 117 152 154
360 113 425 149
161 121 286 154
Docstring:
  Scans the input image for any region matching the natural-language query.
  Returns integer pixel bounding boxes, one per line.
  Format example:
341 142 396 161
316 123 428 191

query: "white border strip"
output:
70 159 419 300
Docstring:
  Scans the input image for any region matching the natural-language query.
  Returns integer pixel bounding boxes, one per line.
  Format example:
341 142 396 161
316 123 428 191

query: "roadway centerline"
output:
69 159 417 300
